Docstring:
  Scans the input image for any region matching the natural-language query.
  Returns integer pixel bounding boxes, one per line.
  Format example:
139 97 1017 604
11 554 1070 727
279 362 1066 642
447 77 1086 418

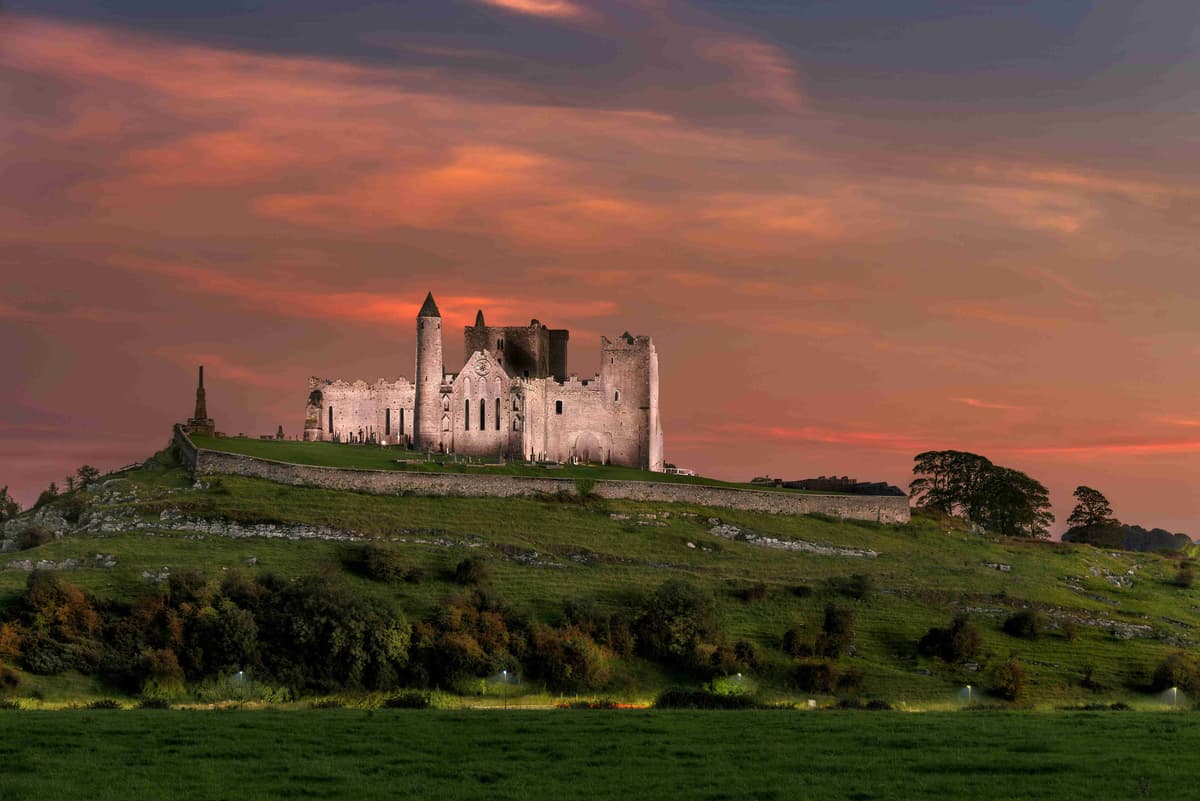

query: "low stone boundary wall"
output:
173 426 909 523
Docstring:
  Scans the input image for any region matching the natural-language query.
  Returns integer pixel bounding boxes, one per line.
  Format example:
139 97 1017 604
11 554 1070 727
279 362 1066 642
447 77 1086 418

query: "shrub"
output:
21 634 72 676
1062 620 1081 643
309 699 344 709
835 698 892 711
86 699 122 710
0 661 20 691
733 640 759 670
792 660 863 694
991 658 1027 701
137 697 172 710
61 492 91 524
735 583 768 602
573 478 596 498
1174 568 1195 589
654 688 757 710
0 699 20 710
781 625 807 658
383 690 431 709
16 525 53 551
814 605 855 659
636 580 722 672
1003 609 1045 639
139 649 185 699
453 557 490 586
790 584 813 598
826 574 875 601
1152 652 1200 695
918 615 981 663
404 566 425 584
353 544 408 583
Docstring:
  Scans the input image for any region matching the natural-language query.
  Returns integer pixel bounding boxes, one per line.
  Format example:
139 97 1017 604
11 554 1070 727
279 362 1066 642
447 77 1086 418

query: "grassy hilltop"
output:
1 441 1197 709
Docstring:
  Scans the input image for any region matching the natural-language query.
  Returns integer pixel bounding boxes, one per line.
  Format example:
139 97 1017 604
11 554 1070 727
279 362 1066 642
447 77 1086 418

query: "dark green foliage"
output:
735 582 767 602
654 688 757 709
86 699 121 710
0 486 20 522
526 625 609 693
910 451 1054 537
835 698 892 711
1063 523 1190 552
75 465 101 487
60 492 91 524
349 544 409 583
382 690 431 709
0 662 20 691
453 556 490 586
991 658 1027 701
781 624 807 658
792 660 863 694
1151 652 1200 695
34 482 58 509
826 573 875 601
137 697 171 709
635 580 722 673
1003 609 1045 639
1174 568 1194 589
21 635 73 675
789 584 813 598
918 615 981 663
814 605 855 659
16 525 53 550
1067 486 1116 528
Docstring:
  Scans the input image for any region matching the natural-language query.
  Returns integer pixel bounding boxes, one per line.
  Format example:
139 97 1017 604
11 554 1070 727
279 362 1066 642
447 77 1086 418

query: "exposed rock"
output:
983 562 1012 572
707 521 877 558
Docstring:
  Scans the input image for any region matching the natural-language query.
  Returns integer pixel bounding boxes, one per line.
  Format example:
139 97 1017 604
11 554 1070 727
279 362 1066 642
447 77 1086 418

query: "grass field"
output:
188 434 836 494
0 709 1196 800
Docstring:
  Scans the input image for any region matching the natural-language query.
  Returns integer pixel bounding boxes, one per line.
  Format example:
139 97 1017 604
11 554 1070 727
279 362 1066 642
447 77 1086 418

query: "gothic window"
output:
442 415 450 432
512 398 519 411
400 408 405 436
443 397 450 412
385 408 391 435
614 390 620 402
464 377 471 395
328 406 334 433
495 397 501 430
479 399 485 431
497 338 504 351
555 400 563 415
513 418 521 431
465 399 470 430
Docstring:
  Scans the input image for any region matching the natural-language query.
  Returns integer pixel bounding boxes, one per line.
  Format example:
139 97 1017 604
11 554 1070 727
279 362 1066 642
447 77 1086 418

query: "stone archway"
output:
573 432 605 464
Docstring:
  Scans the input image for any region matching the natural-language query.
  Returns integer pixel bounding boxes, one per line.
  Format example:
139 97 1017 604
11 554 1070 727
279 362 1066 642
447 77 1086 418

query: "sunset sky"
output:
2 1 1198 534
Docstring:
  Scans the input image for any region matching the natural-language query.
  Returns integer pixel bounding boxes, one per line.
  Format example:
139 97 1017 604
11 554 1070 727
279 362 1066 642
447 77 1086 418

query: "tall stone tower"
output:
184 365 215 436
413 292 444 451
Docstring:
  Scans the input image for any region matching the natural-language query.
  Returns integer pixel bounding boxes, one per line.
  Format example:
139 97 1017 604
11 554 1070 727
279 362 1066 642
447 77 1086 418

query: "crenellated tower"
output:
413 292 444 451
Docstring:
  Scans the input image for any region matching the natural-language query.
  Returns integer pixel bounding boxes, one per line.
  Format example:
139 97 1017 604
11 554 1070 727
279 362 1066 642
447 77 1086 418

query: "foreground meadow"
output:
0 709 1195 800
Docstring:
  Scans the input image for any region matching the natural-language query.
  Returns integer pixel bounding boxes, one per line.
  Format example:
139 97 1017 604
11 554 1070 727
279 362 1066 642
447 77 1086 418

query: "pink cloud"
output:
952 397 1025 411
474 0 589 21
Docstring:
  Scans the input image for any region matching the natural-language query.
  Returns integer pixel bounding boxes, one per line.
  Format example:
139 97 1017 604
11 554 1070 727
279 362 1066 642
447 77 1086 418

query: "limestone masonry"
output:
303 293 664 471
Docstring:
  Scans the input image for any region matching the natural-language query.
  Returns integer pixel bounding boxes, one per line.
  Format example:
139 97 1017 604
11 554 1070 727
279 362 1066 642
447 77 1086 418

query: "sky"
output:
1 1 1198 534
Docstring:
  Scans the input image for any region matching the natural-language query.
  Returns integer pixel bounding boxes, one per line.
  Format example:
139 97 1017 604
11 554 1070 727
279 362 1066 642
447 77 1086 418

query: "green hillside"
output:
0 448 1195 709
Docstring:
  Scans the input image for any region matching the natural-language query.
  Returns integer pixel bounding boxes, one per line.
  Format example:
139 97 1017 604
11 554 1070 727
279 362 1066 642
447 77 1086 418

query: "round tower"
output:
413 291 444 451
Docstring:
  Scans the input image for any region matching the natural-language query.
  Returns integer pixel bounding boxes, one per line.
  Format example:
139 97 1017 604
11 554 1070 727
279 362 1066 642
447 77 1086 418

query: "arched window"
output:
555 400 563 415
479 399 485 431
464 399 470 430
463 377 471 395
614 390 620 402
385 408 391 435
495 397 501 430
443 397 449 412
441 415 449 432
513 417 521 431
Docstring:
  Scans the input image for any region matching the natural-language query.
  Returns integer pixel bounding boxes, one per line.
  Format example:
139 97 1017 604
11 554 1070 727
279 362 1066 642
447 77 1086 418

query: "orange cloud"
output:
952 397 1025 411
474 0 589 21
938 303 1063 330
711 423 927 452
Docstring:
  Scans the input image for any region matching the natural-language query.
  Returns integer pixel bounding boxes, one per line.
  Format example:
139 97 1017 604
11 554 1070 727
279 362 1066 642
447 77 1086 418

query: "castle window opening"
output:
400 408 405 437
513 418 520 431
479 399 485 431
328 406 333 433
385 408 391 436
614 390 620 401
495 397 500 430
464 399 470 430
555 400 563 415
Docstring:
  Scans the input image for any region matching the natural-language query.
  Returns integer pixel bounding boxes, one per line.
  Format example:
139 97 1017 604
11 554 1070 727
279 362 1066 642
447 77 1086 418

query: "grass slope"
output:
188 434 835 493
1 710 1198 801
2 452 1196 707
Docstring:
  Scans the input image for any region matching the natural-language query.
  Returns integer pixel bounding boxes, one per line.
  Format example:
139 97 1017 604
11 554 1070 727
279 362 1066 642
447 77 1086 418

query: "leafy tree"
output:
1067 486 1117 528
814 605 856 659
636 579 721 670
918 615 980 663
0 486 19 522
75 465 101 487
909 451 994 520
34 482 58 509
974 467 1054 538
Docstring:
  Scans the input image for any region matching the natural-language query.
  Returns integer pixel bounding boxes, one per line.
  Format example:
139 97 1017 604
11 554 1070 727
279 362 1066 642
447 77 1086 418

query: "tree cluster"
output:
909 450 1054 538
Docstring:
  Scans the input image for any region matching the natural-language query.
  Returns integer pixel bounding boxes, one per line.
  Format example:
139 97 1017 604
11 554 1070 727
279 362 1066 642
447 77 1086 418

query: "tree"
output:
0 486 19 522
1067 486 1116 528
76 465 101 487
34 482 58 509
909 451 994 520
974 467 1055 538
636 579 721 670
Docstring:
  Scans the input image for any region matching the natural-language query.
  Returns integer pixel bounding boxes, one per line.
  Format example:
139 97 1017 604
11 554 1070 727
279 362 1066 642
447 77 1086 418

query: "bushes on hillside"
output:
918 615 981 663
791 659 863 694
655 688 758 709
1003 609 1045 639
1173 568 1195 589
635 579 724 674
991 658 1027 701
1151 652 1200 695
453 557 490 586
814 606 856 659
348 544 410 583
16 525 54 551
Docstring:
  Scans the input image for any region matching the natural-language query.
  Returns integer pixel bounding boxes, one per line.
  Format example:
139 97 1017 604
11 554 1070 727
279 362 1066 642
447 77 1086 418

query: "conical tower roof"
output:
417 292 441 318
474 309 485 327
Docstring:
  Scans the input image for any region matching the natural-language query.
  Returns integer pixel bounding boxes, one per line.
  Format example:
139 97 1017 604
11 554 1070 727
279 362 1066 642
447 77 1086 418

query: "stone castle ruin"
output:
303 293 664 471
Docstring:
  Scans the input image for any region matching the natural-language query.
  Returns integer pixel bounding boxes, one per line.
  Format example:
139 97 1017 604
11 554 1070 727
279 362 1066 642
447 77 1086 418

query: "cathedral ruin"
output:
303 293 664 471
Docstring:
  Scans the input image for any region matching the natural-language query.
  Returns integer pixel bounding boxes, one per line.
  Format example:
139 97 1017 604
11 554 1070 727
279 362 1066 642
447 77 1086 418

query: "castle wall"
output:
303 378 414 445
176 427 910 523
465 322 551 379
442 351 512 458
